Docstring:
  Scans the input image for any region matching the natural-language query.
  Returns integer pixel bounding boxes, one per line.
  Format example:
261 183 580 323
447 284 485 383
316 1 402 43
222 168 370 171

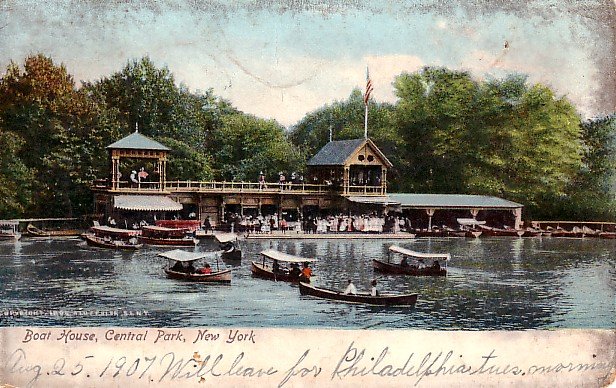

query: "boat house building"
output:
91 132 523 228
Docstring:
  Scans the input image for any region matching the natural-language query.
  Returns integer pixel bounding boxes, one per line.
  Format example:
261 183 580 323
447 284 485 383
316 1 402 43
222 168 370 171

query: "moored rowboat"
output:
82 233 142 250
82 226 142 250
27 224 80 237
298 282 418 306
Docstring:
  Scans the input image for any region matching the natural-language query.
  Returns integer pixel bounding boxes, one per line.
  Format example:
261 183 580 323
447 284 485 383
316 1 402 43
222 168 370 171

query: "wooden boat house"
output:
91 132 523 228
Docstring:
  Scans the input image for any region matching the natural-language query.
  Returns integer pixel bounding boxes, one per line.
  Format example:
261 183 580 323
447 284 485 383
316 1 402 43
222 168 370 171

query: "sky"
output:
0 1 614 127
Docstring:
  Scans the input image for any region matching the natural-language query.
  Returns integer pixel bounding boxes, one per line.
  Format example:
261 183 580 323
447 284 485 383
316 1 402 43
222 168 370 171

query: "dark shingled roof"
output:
307 138 366 166
107 131 170 151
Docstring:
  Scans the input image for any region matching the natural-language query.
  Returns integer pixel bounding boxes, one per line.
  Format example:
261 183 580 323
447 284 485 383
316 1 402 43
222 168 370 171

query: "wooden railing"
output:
93 179 387 196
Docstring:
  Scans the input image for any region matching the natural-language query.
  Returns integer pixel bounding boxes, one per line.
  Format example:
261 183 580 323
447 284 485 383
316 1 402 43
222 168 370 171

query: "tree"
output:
212 114 305 182
0 130 34 217
0 54 121 216
289 89 402 188
393 67 583 217
561 114 616 220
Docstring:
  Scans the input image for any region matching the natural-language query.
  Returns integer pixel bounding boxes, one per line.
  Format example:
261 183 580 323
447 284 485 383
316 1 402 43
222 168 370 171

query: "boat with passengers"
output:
161 249 231 283
140 225 198 246
298 282 418 306
82 225 142 250
252 249 316 283
215 232 241 261
373 245 449 276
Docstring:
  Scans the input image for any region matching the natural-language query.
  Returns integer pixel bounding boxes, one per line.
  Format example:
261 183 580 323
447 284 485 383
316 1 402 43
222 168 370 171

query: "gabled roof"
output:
107 131 170 151
307 138 393 167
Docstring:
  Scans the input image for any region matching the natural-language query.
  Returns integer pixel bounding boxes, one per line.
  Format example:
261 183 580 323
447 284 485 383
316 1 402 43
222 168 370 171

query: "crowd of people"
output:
220 213 413 235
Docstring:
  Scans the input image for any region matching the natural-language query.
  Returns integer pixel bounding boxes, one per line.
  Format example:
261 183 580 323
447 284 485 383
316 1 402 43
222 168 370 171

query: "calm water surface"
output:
0 236 614 330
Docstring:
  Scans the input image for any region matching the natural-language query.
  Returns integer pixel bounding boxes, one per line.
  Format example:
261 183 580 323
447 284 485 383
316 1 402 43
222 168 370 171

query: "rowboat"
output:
298 282 418 306
373 245 449 276
82 226 142 250
215 233 241 261
599 232 616 239
252 249 317 283
26 223 80 237
478 224 524 237
140 225 199 246
160 249 231 283
452 218 484 238
0 220 21 241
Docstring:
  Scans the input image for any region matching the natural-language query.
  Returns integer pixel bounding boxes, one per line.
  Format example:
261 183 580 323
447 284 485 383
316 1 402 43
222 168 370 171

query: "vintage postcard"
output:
0 1 614 387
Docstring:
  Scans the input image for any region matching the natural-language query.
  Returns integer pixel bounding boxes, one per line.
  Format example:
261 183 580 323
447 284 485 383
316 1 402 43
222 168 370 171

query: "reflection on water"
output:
0 236 614 329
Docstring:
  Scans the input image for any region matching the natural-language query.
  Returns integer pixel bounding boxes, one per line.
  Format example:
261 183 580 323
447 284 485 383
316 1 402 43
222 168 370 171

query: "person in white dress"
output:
343 279 357 295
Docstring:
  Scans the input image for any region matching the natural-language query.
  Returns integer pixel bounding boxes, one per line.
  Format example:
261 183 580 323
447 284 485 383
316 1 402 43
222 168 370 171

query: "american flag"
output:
364 67 373 105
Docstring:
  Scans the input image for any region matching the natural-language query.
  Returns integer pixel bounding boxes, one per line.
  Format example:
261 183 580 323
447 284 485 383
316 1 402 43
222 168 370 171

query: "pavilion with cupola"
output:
91 131 523 229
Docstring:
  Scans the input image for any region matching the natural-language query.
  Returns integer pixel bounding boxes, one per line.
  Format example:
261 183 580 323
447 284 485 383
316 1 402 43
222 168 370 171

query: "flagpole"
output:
363 66 372 140
364 103 368 139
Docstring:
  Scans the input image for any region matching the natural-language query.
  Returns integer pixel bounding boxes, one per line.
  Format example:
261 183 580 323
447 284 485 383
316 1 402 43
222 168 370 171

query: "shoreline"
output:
244 232 417 239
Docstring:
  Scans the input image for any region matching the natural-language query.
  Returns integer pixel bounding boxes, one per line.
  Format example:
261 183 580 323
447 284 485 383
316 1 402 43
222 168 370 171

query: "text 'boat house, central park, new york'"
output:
91 130 523 229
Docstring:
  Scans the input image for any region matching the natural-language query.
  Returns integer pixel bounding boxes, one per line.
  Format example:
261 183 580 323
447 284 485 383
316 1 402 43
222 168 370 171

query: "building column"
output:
382 168 387 195
343 167 350 195
512 208 522 230
111 158 117 190
470 208 480 219
161 159 167 191
426 208 435 230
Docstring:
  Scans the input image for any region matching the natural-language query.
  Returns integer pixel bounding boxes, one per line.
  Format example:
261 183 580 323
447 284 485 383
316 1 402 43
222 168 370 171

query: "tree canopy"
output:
0 56 613 221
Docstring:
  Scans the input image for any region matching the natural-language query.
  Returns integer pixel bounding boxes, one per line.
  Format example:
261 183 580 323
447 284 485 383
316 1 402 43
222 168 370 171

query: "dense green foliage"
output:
290 67 614 220
559 114 616 220
0 56 613 221
392 69 583 217
0 55 302 217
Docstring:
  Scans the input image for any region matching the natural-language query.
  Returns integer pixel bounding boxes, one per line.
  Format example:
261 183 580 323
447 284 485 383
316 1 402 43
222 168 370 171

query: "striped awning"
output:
114 195 183 211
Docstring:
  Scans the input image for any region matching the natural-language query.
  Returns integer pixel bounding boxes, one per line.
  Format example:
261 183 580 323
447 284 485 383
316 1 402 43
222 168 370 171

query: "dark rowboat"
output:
82 233 143 250
27 224 80 237
252 249 317 283
374 245 449 276
298 282 418 306
215 233 242 261
599 232 616 239
160 249 231 283
478 225 524 237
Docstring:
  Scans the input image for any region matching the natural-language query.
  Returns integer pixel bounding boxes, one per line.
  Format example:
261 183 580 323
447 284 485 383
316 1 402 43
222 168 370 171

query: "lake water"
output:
0 236 614 330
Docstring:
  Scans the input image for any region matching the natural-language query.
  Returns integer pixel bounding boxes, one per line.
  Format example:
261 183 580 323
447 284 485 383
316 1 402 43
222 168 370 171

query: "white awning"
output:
92 226 141 236
389 245 451 261
158 249 222 262
346 196 400 205
215 233 237 244
260 249 317 263
114 195 183 211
